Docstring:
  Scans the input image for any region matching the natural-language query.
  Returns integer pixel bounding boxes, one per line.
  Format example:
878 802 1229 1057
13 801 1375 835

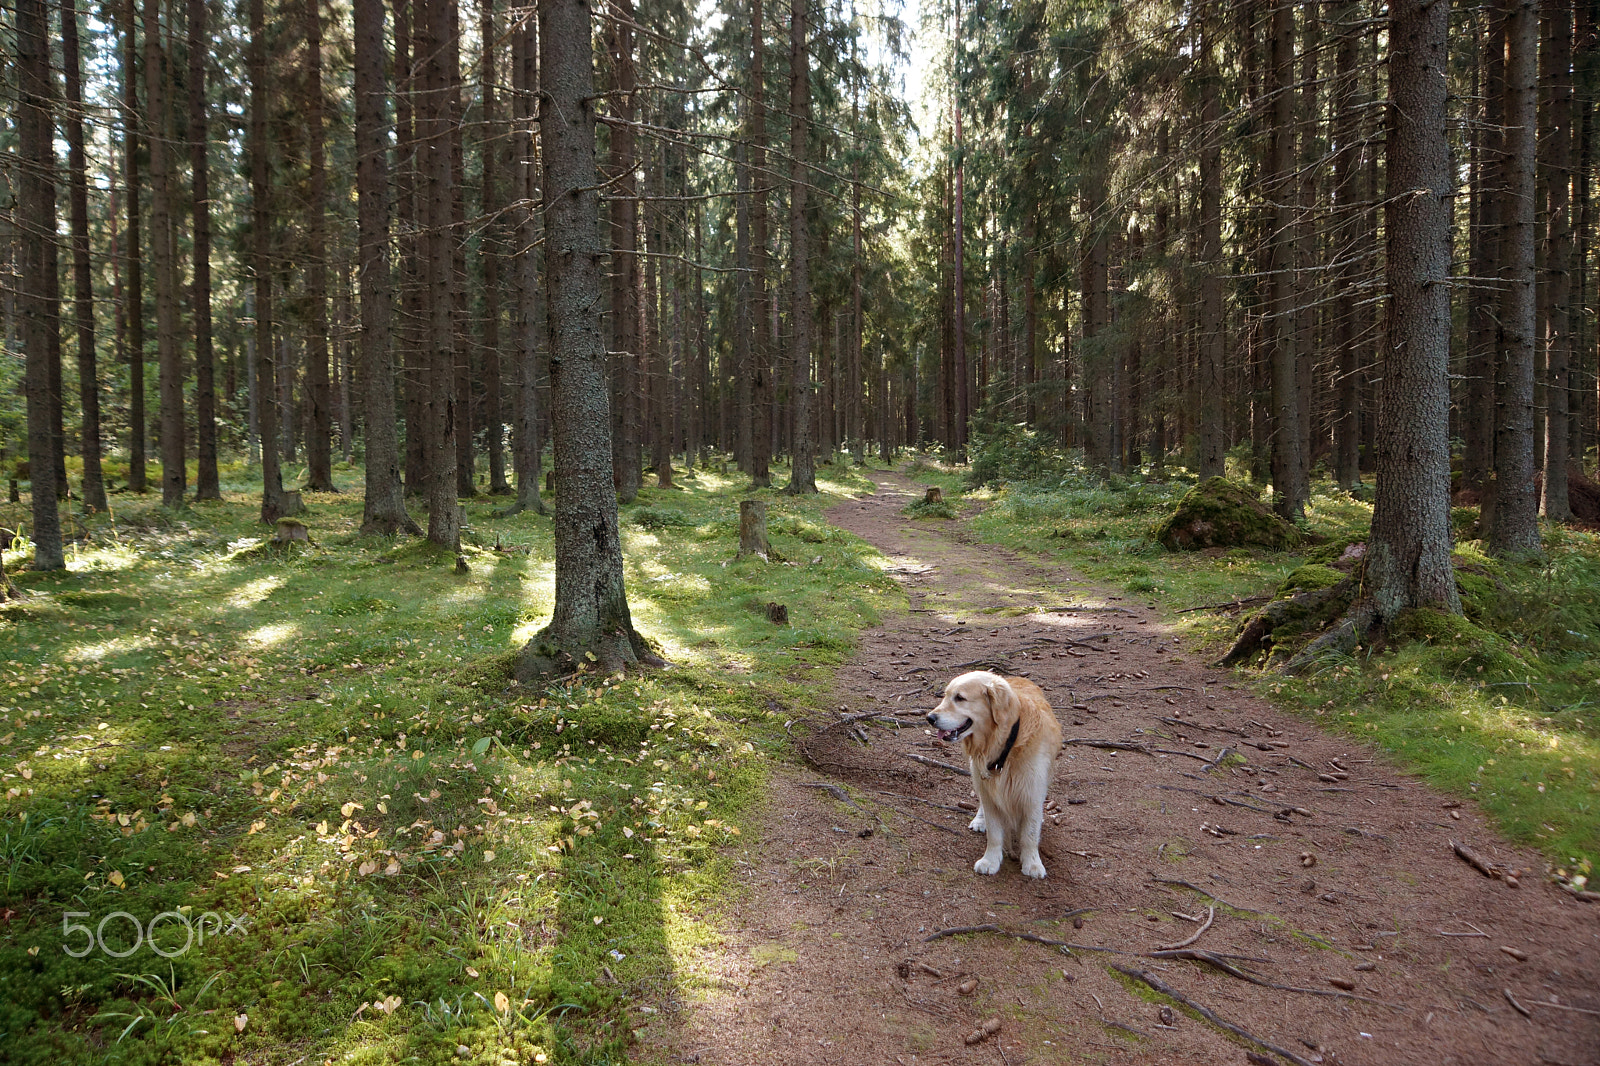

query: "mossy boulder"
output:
1154 477 1305 552
1276 563 1348 596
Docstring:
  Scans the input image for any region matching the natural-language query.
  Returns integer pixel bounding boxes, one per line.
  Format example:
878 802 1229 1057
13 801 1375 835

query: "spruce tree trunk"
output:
395 0 426 496
1332 0 1362 490
507 11 546 516
479 0 509 495
608 0 642 502
734 141 754 472
17 0 64 569
144 0 184 508
1542 0 1573 520
421 0 461 550
1266 0 1305 520
303 0 337 493
355 0 418 534
122 0 147 495
188 0 221 501
518 0 654 677
63 0 107 513
784 0 817 494
1195 10 1226 481
748 0 773 488
1368 0 1462 618
1466 11 1505 490
1491 0 1544 558
449 2 474 501
251 0 292 523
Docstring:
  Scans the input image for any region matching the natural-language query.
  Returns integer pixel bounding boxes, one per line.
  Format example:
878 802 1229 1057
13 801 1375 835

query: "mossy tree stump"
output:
271 517 313 546
923 486 943 505
736 500 772 560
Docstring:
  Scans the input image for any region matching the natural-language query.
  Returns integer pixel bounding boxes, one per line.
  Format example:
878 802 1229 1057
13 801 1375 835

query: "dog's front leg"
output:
1018 807 1046 879
968 798 987 834
974 817 1005 875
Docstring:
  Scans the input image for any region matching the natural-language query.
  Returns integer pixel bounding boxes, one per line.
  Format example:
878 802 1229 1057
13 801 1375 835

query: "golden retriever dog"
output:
926 671 1062 878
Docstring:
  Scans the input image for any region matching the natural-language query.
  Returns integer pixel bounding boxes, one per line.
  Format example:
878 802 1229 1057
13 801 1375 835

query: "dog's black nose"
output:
925 712 937 725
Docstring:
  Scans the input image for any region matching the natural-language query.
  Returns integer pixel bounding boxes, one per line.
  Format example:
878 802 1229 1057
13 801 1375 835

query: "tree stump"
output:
545 471 555 492
767 602 789 625
736 500 772 560
7 479 17 504
271 517 312 546
923 487 943 505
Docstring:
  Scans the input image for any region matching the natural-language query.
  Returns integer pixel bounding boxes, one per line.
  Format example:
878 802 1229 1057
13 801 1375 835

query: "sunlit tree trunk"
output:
144 0 184 508
63 0 107 512
785 0 817 493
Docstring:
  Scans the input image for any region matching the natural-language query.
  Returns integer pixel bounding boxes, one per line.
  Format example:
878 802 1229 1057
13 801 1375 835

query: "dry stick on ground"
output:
1157 784 1285 816
1111 965 1318 1066
1451 840 1522 884
1154 948 1395 1006
861 787 970 814
1176 595 1272 614
1157 906 1214 950
1525 998 1600 1017
1147 876 1275 918
1157 716 1251 738
1503 988 1532 1018
920 924 1137 956
904 752 971 776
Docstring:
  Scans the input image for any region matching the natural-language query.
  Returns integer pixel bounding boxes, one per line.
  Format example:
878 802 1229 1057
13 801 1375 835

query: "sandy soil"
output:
644 471 1600 1066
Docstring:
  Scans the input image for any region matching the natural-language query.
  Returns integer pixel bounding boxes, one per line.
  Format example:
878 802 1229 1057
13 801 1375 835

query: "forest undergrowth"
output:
0 460 898 1066
912 438 1600 893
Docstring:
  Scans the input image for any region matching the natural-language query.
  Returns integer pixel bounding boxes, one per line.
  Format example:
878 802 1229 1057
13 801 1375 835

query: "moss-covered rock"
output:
1154 477 1305 552
1276 563 1348 596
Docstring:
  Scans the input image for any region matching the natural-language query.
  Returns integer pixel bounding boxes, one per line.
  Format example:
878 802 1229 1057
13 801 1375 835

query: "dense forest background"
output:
3 0 1599 566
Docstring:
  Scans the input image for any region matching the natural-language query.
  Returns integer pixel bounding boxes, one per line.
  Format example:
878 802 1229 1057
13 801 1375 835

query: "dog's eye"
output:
954 694 965 702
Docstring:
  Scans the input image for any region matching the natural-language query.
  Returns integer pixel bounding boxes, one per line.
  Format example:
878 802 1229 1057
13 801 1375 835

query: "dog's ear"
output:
984 675 1019 725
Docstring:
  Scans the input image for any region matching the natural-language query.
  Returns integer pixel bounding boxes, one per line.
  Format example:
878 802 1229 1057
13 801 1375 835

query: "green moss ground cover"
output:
0 460 898 1066
910 458 1599 891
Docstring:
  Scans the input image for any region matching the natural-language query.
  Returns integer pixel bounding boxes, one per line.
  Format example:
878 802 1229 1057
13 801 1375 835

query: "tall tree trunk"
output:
355 0 418 534
480 0 509 495
1196 9 1226 480
608 0 642 501
1369 0 1461 612
1543 0 1573 519
303 0 337 492
1492 0 1544 558
251 0 292 522
144 0 184 508
507 7 546 515
1266 0 1305 519
734 140 754 472
17 0 64 568
1466 8 1505 489
188 0 220 501
518 0 655 678
1332 0 1363 489
449 0 474 500
63 0 107 512
421 0 461 549
122 0 148 494
785 0 817 494
748 0 773 488
395 0 426 495
1294 0 1461 669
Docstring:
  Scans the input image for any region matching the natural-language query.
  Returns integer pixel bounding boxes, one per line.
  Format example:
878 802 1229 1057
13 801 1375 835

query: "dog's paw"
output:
974 854 1002 876
1021 856 1048 879
967 814 987 833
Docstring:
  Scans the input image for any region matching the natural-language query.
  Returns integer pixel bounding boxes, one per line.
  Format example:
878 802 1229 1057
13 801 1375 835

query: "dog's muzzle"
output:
926 712 972 742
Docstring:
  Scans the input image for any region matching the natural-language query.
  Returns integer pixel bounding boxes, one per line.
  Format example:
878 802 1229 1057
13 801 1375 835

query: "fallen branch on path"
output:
861 787 969 815
1157 784 1285 816
1147 875 1274 918
920 924 1134 956
1436 921 1489 938
1157 906 1214 950
1043 604 1139 615
904 752 970 776
1110 965 1318 1066
1503 988 1532 1018
1200 746 1239 773
1153 948 1395 1006
1451 840 1523 887
1523 997 1600 1017
1156 716 1249 738
1065 738 1151 753
1176 595 1271 614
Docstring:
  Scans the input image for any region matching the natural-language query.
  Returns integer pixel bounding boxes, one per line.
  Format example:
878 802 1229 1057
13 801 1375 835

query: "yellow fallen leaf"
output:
622 827 633 838
377 802 388 814
466 966 480 978
411 750 424 761
26 946 39 956
358 860 378 876
181 811 197 827
233 1013 248 1033
315 821 329 835
248 820 266 835
108 870 126 888
341 802 362 818
21 768 32 780
483 850 495 861
593 915 603 925
116 812 130 827
494 991 510 1014
384 860 400 876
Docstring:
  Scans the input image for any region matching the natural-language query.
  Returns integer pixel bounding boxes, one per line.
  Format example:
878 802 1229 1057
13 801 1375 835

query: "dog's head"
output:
926 671 1019 753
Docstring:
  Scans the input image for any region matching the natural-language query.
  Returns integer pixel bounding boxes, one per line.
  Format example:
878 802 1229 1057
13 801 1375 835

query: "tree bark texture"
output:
17 0 64 569
1196 11 1226 480
422 0 462 549
303 0 337 492
519 0 653 677
1266 0 1305 520
251 0 293 523
123 0 147 494
145 0 184 508
355 0 418 534
1542 0 1572 519
785 0 817 494
1368 0 1463 621
188 0 221 501
63 0 107 513
1492 0 1544 558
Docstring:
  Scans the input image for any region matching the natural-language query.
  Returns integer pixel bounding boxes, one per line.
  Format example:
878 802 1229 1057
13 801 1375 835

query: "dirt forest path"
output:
649 471 1600 1066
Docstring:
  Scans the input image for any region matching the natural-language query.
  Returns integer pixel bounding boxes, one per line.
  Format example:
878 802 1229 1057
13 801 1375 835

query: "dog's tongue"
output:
936 728 959 742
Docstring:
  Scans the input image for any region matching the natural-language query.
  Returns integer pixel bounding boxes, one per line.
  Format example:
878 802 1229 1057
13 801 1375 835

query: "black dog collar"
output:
986 719 1021 775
